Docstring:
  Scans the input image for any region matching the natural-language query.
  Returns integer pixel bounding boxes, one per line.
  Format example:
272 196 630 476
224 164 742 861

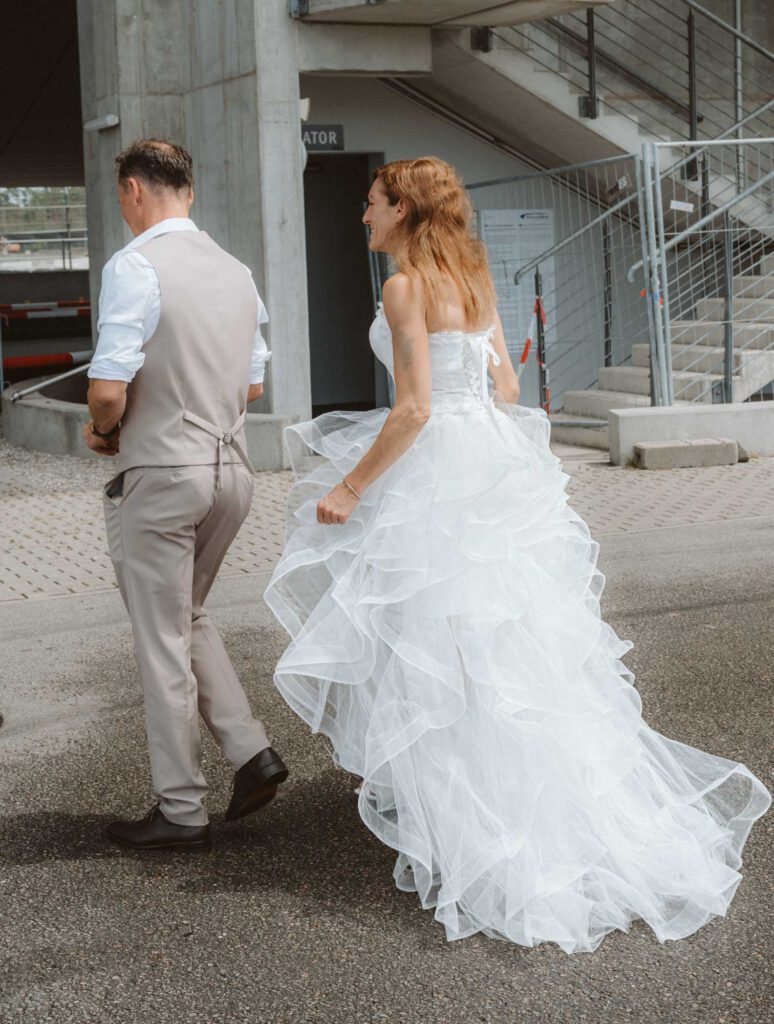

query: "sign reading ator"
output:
302 125 345 151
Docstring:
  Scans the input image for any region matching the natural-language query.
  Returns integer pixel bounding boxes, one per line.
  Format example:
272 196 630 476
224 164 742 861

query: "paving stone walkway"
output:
2 437 773 603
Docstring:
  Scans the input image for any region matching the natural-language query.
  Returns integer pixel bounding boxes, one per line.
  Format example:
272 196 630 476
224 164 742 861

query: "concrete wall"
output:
300 75 536 183
2 376 296 470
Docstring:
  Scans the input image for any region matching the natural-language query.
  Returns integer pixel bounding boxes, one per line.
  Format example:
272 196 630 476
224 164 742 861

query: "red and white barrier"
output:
3 350 92 371
1 304 90 321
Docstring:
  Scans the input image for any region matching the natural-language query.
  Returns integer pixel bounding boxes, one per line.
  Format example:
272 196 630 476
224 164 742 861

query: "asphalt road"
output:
1 516 772 1024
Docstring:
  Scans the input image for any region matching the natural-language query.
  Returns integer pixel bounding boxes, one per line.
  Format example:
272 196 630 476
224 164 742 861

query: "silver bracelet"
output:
342 477 360 499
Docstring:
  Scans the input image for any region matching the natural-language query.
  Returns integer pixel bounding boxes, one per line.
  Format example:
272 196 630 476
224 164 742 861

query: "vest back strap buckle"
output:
182 408 255 490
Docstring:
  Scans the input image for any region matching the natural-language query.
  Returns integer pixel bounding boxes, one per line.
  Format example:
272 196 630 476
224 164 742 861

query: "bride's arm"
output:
487 311 520 404
316 273 432 525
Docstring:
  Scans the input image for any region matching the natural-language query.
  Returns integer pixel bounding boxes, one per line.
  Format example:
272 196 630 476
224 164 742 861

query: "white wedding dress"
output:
264 303 771 954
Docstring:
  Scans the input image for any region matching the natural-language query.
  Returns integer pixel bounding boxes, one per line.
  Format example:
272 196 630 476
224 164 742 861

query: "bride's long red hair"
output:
374 156 496 326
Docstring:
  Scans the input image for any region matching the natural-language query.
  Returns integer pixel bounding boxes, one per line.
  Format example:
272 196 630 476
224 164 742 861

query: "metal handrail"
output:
684 0 774 65
467 153 626 191
540 17 695 121
474 96 774 291
626 155 774 282
503 6 767 139
499 0 774 148
512 188 639 286
7 362 90 402
1 234 88 244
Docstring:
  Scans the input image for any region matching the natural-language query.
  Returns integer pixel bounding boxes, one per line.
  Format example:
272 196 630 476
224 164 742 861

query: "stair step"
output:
733 274 774 298
549 412 610 449
597 366 652 395
758 253 774 276
562 388 652 418
597 365 726 400
696 297 774 321
670 321 774 348
631 342 744 373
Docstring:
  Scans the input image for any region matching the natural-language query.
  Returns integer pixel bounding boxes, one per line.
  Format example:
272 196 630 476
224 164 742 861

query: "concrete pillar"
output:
252 1 311 418
76 0 311 426
76 0 186 343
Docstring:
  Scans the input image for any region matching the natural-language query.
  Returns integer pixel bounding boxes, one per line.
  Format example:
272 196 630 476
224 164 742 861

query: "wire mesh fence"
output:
464 137 774 414
467 155 650 412
643 138 774 405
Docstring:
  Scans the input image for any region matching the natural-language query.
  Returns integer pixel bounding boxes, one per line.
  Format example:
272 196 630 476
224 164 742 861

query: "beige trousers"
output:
103 462 270 825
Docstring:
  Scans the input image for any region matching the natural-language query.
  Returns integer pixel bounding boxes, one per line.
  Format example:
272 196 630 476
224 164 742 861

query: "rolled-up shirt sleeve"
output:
247 270 271 385
88 250 159 382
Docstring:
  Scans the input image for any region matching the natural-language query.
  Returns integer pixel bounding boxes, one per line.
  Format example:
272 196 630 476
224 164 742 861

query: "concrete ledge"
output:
2 379 298 472
609 402 774 466
298 23 432 73
634 438 738 470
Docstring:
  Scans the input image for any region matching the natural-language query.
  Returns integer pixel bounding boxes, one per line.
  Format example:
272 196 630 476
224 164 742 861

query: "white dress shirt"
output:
88 218 271 384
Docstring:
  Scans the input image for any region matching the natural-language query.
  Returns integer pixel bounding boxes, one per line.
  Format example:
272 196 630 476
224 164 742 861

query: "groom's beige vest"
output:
113 230 258 475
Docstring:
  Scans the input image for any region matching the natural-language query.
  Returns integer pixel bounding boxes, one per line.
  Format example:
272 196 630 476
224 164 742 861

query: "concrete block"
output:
609 402 774 465
2 384 299 472
633 438 738 470
245 413 300 471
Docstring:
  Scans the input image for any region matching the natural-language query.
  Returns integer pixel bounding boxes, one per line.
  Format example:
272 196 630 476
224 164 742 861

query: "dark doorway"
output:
304 152 384 415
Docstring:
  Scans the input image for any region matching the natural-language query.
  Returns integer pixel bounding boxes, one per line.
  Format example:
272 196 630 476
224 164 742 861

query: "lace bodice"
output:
368 303 500 411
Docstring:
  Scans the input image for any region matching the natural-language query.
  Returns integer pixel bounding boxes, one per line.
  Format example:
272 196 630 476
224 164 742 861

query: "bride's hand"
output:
317 482 359 525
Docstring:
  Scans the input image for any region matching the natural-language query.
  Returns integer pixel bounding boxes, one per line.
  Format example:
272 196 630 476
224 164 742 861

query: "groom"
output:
83 138 288 850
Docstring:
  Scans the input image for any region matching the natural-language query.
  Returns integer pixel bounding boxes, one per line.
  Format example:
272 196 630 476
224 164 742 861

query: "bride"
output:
264 156 770 953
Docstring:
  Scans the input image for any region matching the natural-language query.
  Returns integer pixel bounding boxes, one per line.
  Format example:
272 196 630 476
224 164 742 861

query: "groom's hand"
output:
317 482 358 525
83 420 120 456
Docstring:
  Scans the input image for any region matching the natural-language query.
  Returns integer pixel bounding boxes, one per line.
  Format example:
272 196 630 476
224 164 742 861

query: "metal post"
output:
734 0 746 195
64 186 72 271
534 267 550 412
635 155 658 406
602 217 613 367
0 314 5 397
641 143 669 405
579 9 599 119
686 11 699 181
651 144 674 404
721 210 735 402
701 151 711 220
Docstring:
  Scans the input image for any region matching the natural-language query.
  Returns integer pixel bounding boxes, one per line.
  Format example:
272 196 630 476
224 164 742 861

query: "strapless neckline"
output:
375 302 494 340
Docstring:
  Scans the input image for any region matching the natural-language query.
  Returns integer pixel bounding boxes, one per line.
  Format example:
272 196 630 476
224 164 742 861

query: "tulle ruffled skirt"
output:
264 396 771 953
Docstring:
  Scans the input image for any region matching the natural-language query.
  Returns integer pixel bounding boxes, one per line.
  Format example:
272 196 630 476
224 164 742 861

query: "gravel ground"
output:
0 433 114 495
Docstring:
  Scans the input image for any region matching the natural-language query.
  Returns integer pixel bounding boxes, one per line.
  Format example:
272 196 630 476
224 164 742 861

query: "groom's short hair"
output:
115 139 194 192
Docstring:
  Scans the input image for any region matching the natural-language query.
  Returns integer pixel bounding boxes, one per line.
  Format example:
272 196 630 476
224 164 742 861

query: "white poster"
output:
477 209 555 378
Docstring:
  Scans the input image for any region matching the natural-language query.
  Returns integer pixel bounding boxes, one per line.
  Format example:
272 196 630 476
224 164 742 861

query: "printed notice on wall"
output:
477 209 555 365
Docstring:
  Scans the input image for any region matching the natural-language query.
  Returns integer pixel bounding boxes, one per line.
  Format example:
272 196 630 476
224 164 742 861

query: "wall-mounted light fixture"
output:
83 114 120 133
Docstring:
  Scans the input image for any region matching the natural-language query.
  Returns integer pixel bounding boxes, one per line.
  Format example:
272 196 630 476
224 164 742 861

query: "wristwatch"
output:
91 421 120 439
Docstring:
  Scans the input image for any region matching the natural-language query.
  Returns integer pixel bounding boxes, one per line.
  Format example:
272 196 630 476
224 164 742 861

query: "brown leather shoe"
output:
106 804 211 851
225 747 289 821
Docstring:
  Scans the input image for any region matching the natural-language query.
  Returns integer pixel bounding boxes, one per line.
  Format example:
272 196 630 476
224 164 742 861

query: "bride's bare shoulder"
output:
382 273 424 317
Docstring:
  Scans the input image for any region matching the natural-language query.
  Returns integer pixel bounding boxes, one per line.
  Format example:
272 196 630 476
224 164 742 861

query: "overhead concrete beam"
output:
298 24 432 74
292 0 612 27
